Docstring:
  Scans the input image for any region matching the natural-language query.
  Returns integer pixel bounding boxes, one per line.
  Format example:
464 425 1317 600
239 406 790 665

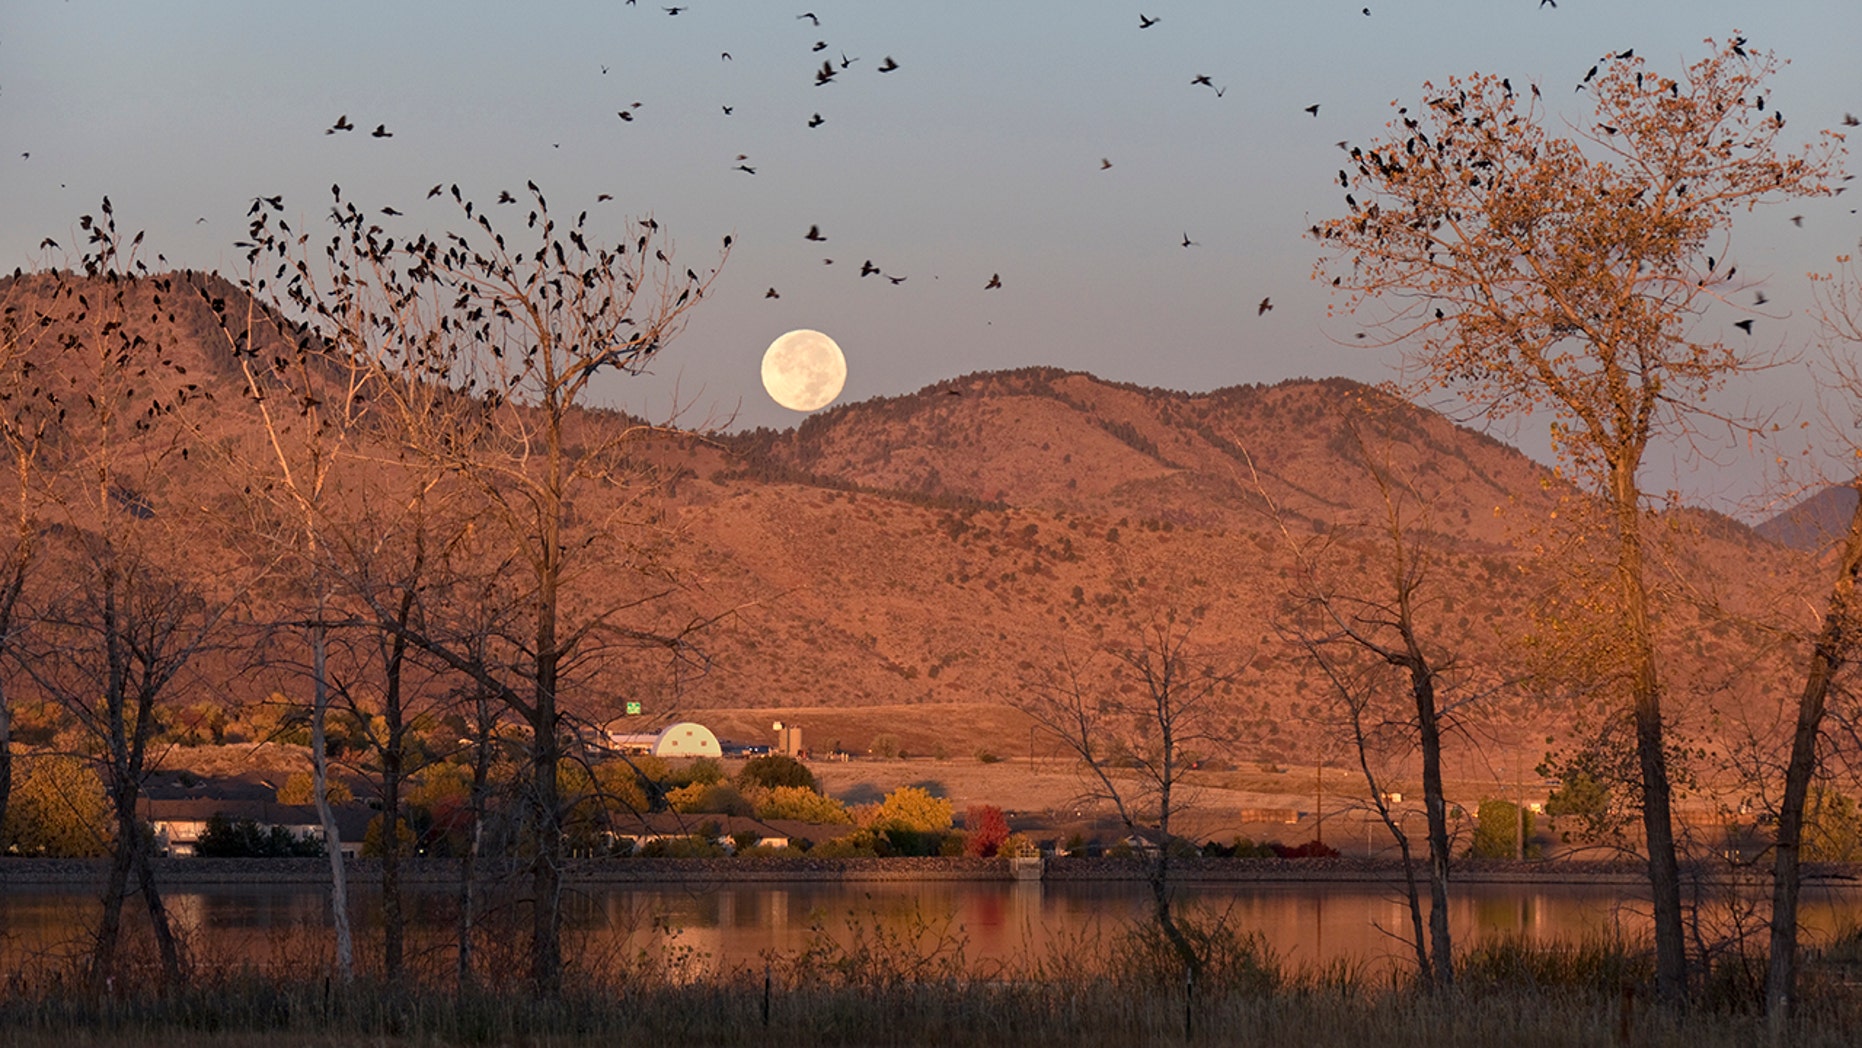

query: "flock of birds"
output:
11 5 1853 347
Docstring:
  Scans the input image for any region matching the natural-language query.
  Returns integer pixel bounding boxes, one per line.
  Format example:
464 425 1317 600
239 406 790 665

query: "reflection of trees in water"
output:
8 881 1862 975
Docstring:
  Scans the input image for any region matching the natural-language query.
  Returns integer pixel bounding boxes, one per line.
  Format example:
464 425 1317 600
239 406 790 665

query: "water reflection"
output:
5 878 1861 975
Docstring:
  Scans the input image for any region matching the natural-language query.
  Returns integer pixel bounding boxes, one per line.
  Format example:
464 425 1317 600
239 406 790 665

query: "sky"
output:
2 1 1857 515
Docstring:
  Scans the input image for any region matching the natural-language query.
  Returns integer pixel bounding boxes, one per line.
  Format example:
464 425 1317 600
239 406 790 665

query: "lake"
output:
5 874 1859 976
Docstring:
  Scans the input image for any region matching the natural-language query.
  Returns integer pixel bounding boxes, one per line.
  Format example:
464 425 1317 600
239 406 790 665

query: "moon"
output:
761 329 847 412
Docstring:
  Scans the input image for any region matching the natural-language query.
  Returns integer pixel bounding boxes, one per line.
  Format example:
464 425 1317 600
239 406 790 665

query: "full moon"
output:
760 329 847 412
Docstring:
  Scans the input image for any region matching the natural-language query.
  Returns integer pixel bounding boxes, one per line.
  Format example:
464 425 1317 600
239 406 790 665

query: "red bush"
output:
964 804 1010 857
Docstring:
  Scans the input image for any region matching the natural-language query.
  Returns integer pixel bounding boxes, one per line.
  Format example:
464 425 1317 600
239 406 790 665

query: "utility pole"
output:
1315 756 1325 846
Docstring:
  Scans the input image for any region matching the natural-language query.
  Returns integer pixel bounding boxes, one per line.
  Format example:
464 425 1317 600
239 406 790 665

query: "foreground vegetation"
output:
5 913 1862 1047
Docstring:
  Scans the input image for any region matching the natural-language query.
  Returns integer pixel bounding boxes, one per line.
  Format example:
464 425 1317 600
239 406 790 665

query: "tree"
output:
1766 257 1862 1027
1314 39 1844 1003
0 274 52 840
738 754 817 793
1263 417 1468 990
1020 617 1234 987
963 804 1010 857
246 182 725 994
10 205 242 987
2 753 111 857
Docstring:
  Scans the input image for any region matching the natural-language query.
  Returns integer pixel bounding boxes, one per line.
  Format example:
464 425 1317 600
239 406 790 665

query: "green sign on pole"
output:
625 701 642 716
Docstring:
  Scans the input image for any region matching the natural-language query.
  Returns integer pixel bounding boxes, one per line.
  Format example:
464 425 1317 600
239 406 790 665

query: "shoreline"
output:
5 855 1857 889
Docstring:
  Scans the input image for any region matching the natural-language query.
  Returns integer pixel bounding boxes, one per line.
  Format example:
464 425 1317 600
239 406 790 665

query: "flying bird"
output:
325 114 353 134
498 190 516 203
1304 104 1320 116
985 273 1002 289
812 40 827 52
1734 319 1754 334
816 61 838 85
618 110 634 121
886 274 906 285
1792 215 1804 227
877 56 900 73
721 52 731 61
597 193 614 201
1181 233 1198 247
797 11 819 24
733 163 757 174
1257 297 1273 315
381 206 403 216
722 105 734 115
1191 75 1213 87
1540 0 1556 7
663 6 685 13
371 124 393 137
805 224 826 241
808 112 826 127
1754 291 1769 305
1100 158 1113 170
765 288 780 299
1845 113 1860 127
1139 13 1160 28
860 260 879 276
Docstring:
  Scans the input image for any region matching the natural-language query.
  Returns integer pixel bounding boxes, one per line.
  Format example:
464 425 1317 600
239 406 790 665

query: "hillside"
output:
0 272 1821 780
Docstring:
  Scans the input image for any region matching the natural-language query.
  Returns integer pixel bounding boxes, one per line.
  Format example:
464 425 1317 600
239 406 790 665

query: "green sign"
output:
625 701 642 716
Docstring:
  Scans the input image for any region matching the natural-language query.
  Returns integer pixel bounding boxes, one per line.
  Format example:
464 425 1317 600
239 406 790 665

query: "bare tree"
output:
1314 39 1845 1002
0 274 54 837
244 182 725 994
1021 617 1234 987
11 205 240 985
1263 424 1464 990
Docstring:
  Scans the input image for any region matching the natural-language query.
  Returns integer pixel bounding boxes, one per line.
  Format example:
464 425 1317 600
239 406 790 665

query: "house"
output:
606 812 835 854
141 797 373 859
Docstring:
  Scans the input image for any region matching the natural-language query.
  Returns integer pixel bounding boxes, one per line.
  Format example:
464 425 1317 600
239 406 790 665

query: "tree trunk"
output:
458 689 493 994
1612 458 1687 1004
89 802 135 986
1410 661 1454 989
311 620 354 983
1765 483 1862 1031
381 622 410 980
133 833 183 982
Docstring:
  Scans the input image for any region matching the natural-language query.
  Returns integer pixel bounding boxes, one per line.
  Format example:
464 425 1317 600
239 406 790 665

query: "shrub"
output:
963 804 1009 857
755 785 853 824
3 755 111 857
666 782 754 817
638 834 725 858
869 733 903 759
1470 799 1536 859
867 786 953 834
195 814 324 858
1269 839 1340 859
975 750 1001 764
276 771 353 807
811 831 881 858
738 754 817 793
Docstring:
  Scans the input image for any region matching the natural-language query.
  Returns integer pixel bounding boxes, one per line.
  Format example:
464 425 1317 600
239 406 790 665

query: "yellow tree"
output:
1314 38 1844 1002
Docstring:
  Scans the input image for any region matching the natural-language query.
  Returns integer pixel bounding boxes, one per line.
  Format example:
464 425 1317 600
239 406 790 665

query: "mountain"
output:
0 272 1814 775
1757 484 1858 550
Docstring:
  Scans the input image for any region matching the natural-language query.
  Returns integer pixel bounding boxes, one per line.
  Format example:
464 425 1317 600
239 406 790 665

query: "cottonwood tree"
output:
244 182 725 993
1314 38 1845 1002
1021 617 1235 989
1766 258 1862 1028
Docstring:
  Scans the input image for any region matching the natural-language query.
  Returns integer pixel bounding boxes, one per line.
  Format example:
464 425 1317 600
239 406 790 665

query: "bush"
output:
869 733 903 759
3 754 112 857
811 830 882 858
738 754 817 793
638 834 725 858
963 804 1009 857
1470 799 1536 859
755 785 853 824
975 750 1001 764
195 814 324 858
1269 839 1340 859
665 782 754 817
867 786 953 834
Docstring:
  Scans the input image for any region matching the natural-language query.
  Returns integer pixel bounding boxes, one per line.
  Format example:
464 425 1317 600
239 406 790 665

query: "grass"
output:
6 912 1862 1046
